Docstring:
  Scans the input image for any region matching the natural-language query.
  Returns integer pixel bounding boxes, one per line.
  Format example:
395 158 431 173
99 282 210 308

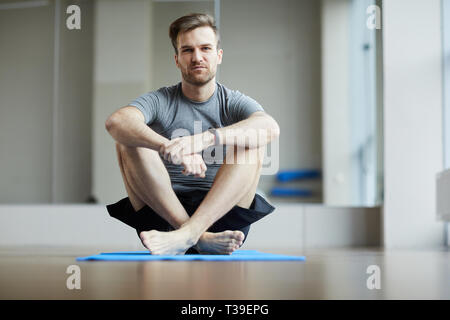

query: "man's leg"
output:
193 145 264 253
116 143 245 253
234 147 264 209
140 145 265 255
116 143 191 229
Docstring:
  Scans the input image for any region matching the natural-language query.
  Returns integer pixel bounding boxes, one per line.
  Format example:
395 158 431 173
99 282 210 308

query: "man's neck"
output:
181 79 216 102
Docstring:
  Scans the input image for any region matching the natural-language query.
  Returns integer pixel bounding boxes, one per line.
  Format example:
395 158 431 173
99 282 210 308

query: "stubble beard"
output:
182 67 216 87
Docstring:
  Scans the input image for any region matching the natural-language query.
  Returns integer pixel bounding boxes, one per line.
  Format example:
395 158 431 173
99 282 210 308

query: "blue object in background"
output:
270 187 313 197
276 169 321 182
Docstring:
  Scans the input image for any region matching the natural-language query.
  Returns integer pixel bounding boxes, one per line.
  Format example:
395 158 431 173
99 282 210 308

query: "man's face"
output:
175 26 223 86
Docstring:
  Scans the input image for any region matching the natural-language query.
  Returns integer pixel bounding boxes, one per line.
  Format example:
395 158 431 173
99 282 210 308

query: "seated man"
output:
105 13 280 255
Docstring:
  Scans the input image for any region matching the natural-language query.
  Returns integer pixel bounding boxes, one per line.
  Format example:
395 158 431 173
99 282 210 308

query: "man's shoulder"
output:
216 82 244 101
132 83 180 106
153 82 181 97
216 82 254 104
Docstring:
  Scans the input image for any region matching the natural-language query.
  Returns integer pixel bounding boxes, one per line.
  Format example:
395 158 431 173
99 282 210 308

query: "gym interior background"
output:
0 0 449 300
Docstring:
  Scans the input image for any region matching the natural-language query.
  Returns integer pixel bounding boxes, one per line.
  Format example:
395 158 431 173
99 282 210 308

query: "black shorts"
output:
106 189 275 252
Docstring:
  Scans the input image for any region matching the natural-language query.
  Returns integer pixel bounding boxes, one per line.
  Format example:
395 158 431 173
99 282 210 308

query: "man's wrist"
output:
203 130 216 148
157 137 170 154
205 128 222 147
216 128 223 145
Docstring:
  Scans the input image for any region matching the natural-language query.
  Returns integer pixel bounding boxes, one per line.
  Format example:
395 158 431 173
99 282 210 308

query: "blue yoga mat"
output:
76 250 306 262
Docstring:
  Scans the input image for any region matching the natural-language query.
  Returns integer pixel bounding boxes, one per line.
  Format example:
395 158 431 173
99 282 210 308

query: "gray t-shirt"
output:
129 82 264 192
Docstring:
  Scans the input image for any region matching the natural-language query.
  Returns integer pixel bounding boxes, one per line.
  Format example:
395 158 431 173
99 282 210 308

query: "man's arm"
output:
160 111 280 163
105 106 207 178
215 111 280 149
105 106 169 150
106 106 207 177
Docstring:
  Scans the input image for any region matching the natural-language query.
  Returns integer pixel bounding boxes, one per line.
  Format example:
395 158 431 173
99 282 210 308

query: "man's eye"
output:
183 49 193 52
203 47 211 51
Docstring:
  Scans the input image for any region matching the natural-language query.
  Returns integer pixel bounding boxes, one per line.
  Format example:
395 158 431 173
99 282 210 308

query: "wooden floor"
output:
0 246 449 299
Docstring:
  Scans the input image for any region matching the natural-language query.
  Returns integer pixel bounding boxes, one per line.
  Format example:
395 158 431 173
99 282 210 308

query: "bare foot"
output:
139 227 196 255
195 230 245 255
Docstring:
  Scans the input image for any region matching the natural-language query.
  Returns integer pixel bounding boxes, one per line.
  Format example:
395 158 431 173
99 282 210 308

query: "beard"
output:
181 66 216 86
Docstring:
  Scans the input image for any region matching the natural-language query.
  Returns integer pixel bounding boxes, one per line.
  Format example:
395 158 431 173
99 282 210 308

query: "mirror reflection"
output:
0 0 382 206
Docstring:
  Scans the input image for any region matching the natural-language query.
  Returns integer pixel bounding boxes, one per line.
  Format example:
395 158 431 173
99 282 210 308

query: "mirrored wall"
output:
0 0 383 206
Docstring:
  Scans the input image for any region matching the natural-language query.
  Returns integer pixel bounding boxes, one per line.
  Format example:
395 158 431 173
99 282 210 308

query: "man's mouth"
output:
191 66 206 70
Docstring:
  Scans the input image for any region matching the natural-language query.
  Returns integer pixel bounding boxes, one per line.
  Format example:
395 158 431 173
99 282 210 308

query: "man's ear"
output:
217 48 223 65
174 53 180 68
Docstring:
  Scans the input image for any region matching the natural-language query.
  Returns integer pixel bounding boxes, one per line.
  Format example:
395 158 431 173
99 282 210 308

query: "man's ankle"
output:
180 222 202 246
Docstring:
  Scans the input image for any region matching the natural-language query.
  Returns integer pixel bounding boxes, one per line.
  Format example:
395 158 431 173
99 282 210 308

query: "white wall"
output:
382 0 444 248
0 204 380 250
0 205 139 250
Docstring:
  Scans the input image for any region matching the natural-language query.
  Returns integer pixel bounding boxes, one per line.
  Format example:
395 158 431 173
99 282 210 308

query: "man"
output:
105 13 280 255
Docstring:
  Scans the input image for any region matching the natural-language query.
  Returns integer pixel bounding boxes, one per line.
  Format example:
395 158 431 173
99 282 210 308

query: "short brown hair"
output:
169 13 220 54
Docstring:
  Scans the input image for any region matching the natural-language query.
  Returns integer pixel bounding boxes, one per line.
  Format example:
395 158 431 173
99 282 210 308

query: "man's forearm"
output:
215 112 280 149
105 107 169 151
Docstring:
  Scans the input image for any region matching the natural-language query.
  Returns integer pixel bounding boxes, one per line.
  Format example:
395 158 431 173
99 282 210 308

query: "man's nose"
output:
192 48 203 63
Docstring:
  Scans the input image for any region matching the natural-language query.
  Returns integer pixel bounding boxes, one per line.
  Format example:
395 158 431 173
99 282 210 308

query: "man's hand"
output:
159 138 208 177
179 153 207 178
160 132 214 164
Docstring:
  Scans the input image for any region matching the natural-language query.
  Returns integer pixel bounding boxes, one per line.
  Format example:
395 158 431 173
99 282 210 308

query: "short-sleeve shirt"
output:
129 82 264 193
